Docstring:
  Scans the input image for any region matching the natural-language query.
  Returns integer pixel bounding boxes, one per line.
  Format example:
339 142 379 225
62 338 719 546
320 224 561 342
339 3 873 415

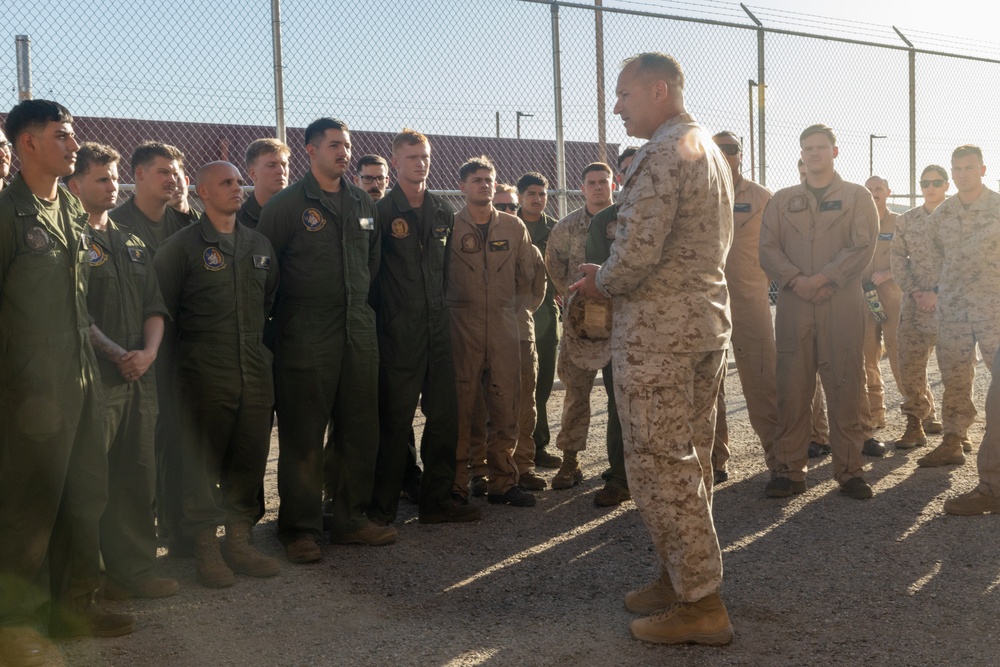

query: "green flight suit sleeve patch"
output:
126 247 146 263
203 247 226 271
253 255 271 269
359 217 375 231
302 208 325 231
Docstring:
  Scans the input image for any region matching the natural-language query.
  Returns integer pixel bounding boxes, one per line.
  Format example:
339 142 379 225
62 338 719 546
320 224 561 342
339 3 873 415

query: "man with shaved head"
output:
154 161 280 588
573 52 734 646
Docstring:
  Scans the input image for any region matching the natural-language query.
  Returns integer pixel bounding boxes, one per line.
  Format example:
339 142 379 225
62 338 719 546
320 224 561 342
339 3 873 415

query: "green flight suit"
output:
368 187 457 522
111 197 191 547
0 175 106 626
258 172 380 541
238 193 262 229
521 211 560 455
86 219 167 588
585 204 628 493
153 216 278 534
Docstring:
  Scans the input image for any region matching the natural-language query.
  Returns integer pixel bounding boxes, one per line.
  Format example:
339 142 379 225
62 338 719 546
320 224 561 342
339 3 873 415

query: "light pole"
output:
747 80 757 182
516 111 534 139
869 134 886 177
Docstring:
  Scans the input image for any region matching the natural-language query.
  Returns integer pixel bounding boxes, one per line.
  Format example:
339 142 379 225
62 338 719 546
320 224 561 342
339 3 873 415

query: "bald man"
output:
154 162 280 588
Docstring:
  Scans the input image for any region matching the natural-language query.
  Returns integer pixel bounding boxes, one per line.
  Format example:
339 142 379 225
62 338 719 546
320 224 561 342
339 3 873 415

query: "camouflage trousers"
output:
713 379 730 472
614 349 724 602
896 300 938 421
469 340 538 476
937 319 1000 437
862 286 902 427
554 340 599 453
976 351 1000 493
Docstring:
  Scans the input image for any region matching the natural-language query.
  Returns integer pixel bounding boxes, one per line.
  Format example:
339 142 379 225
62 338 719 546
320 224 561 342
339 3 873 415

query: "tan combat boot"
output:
223 522 281 578
917 433 966 468
943 487 1000 515
551 451 583 490
895 413 926 449
624 572 678 614
629 591 734 646
194 529 236 588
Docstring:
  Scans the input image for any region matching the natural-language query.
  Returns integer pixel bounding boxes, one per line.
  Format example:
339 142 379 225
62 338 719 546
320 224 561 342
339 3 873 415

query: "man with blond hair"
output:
239 138 290 228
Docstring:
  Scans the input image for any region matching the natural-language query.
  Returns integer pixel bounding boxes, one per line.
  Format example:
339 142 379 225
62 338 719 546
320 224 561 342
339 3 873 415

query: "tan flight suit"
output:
890 205 938 422
467 244 546 478
861 210 902 429
759 174 878 485
595 114 731 602
923 188 1000 439
447 208 541 497
546 206 612 454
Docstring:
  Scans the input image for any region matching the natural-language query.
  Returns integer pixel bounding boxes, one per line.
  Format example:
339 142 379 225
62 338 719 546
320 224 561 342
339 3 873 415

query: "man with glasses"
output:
710 131 777 484
239 138 291 229
354 154 390 201
890 166 948 449
0 128 11 189
917 145 1000 470
546 163 615 491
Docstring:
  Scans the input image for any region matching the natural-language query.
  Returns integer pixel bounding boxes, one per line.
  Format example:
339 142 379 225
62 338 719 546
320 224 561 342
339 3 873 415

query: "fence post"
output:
894 27 917 208
271 0 286 143
16 35 32 101
595 0 607 165
741 5 765 186
551 1 567 218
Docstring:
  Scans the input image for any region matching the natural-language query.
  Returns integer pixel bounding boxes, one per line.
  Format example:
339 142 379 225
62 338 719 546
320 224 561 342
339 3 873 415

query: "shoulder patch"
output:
302 208 325 232
203 247 226 271
461 233 481 253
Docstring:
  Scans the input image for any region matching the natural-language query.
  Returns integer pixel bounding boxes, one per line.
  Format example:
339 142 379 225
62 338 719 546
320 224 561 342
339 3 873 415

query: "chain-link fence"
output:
4 1 1000 216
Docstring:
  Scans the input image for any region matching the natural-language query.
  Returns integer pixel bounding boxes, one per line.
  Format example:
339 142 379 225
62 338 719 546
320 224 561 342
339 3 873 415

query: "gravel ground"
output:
58 351 998 667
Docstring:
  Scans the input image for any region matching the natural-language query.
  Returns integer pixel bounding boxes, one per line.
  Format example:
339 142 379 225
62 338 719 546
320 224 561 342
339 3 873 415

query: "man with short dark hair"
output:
239 138 291 229
0 128 11 189
448 155 544 507
760 124 878 499
919 145 1000 471
354 154 390 201
66 143 178 602
259 118 392 562
155 162 281 588
547 163 615 491
168 164 198 224
573 52 734 644
516 171 563 470
0 101 133 664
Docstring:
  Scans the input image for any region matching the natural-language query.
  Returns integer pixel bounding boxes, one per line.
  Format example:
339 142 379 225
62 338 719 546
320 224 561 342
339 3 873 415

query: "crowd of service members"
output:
3 49 1000 664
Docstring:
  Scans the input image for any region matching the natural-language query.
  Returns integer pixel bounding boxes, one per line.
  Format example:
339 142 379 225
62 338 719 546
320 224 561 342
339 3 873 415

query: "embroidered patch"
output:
302 208 325 232
253 255 271 269
488 239 510 252
359 217 374 231
127 247 146 263
24 226 54 253
88 241 108 267
432 225 448 239
878 232 894 241
391 217 409 239
203 247 226 271
788 195 808 213
461 233 481 253
733 203 752 213
820 200 842 212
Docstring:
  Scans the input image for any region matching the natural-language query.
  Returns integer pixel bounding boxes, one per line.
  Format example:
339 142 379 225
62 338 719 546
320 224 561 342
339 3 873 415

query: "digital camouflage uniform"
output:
546 206 610 457
367 187 460 522
923 189 1000 440
861 210 903 429
111 197 191 546
0 175 106 626
889 205 939 422
585 204 627 493
257 172 380 541
86 219 167 589
447 208 541 497
759 174 878 485
522 211 560 455
595 114 732 601
153 216 278 535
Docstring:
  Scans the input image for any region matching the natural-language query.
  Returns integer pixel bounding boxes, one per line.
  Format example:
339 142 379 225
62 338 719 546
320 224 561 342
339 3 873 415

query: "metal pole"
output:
869 134 886 177
894 27 917 207
551 2 567 218
595 0 607 164
742 5 765 186
16 35 32 101
271 0 286 143
748 80 756 182
496 112 501 138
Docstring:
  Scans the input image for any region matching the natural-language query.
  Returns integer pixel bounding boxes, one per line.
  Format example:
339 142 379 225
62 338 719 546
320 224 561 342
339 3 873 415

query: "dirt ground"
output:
58 352 999 667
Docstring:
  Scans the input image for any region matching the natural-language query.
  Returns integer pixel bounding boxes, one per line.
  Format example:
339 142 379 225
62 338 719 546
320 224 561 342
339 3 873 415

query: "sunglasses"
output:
716 144 741 156
495 203 518 212
919 179 946 188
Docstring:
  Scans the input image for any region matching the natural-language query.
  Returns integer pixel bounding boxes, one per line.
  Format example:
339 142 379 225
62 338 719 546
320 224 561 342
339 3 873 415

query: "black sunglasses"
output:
495 203 518 212
716 144 741 156
919 179 946 188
